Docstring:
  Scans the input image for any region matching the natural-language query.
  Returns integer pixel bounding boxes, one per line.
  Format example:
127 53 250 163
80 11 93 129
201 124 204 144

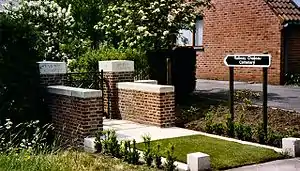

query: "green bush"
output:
212 123 225 136
0 14 49 124
234 122 253 141
69 45 149 78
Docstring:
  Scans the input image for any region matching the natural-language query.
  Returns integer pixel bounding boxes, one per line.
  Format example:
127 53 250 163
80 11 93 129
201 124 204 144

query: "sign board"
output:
224 54 271 67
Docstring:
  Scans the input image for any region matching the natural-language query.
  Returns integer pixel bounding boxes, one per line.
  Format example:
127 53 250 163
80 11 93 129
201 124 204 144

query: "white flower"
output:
137 26 147 32
163 30 169 36
152 8 160 13
141 16 147 20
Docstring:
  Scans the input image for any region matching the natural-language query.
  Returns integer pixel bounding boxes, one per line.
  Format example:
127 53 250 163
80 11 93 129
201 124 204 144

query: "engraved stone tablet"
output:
38 61 67 75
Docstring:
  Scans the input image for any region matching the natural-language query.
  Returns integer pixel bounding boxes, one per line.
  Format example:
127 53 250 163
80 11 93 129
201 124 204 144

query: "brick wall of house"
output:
47 86 103 147
286 25 300 74
117 82 175 127
197 0 283 84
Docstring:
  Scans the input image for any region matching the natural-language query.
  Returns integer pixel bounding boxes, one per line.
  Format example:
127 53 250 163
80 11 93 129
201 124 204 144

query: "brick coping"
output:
117 82 174 93
47 85 102 98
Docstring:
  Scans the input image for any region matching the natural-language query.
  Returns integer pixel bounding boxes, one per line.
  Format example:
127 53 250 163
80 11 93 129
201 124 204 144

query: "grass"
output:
0 150 158 171
136 135 284 170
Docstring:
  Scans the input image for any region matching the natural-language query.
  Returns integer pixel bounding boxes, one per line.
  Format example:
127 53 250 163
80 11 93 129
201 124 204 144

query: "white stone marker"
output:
37 61 67 75
282 137 300 157
187 152 211 171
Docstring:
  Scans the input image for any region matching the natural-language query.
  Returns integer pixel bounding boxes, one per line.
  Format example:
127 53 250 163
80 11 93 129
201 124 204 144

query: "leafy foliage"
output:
3 0 88 61
142 135 153 167
0 119 62 154
95 0 211 51
69 45 149 77
164 144 177 171
0 14 49 123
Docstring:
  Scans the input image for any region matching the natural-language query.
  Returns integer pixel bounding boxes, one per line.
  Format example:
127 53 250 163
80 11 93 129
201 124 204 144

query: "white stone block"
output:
84 137 96 153
282 137 300 157
134 80 158 84
98 60 134 72
37 61 67 75
187 152 211 171
47 85 102 98
117 82 174 93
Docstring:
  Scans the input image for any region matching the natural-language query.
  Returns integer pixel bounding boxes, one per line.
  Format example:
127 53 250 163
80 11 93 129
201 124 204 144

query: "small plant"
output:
129 139 140 165
164 144 177 171
154 144 162 169
142 134 153 167
267 130 285 148
94 131 103 153
108 130 120 158
256 123 266 144
212 123 225 135
235 122 244 140
122 140 131 162
243 125 253 141
225 114 235 137
204 111 214 133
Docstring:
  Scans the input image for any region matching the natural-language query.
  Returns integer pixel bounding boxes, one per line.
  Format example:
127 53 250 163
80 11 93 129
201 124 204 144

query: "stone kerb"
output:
47 85 103 147
37 61 67 86
99 60 135 119
117 82 175 127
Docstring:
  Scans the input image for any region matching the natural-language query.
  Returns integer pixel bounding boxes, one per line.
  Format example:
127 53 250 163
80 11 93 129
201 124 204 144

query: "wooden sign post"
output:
224 54 271 137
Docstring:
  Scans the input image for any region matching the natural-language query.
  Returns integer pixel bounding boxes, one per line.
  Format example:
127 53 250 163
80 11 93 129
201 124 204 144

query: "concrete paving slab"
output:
226 158 300 171
102 119 200 143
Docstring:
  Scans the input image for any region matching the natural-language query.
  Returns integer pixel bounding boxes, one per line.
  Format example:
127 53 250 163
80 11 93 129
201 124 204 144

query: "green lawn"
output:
0 150 158 171
136 135 284 170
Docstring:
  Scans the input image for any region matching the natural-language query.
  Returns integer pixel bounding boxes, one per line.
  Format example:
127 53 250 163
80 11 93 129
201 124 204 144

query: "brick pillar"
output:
99 60 134 119
37 61 67 86
47 85 103 147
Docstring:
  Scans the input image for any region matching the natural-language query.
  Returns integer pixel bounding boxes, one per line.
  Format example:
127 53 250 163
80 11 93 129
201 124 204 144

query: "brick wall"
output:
285 25 300 74
117 82 175 127
197 0 283 84
39 74 66 86
99 60 135 119
47 86 103 147
103 72 134 119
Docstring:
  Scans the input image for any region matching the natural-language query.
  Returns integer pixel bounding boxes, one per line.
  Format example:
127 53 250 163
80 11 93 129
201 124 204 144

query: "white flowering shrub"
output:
0 119 60 154
2 0 89 60
95 0 211 51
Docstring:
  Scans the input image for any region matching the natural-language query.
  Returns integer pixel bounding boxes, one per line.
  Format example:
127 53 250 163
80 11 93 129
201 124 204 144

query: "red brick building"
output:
178 0 300 84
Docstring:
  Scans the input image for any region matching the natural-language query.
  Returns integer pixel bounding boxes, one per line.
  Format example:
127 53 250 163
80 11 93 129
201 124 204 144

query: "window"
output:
294 0 300 7
176 18 204 47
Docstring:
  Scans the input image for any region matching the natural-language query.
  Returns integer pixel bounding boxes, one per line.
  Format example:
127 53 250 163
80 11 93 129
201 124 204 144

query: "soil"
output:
176 90 300 138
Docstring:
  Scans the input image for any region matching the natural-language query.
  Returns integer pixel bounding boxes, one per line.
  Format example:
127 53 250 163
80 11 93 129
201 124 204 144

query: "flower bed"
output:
177 90 300 148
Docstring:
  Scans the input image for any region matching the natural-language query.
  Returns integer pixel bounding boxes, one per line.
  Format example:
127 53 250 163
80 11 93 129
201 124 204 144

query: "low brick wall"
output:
47 85 103 146
117 82 175 127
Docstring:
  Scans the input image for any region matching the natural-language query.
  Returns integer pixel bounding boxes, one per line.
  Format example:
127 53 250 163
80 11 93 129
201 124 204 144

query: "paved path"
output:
195 79 300 112
102 119 200 143
227 158 300 171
